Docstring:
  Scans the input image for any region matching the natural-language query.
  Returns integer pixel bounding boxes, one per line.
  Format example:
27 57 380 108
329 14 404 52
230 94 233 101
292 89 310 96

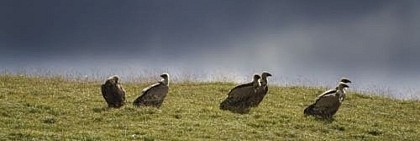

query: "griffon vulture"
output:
101 75 126 108
219 74 261 114
304 82 350 119
133 73 170 108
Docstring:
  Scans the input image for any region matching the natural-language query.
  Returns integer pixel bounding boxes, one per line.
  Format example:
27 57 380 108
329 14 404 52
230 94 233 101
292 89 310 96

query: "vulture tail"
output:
304 104 316 116
133 97 142 106
220 98 251 114
219 99 231 110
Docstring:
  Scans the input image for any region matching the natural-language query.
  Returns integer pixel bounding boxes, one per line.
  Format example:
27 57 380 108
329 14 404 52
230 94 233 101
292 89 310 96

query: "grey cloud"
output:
1 0 420 99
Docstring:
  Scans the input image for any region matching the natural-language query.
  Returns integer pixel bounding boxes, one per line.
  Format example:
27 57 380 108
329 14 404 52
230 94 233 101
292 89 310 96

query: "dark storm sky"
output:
1 0 420 98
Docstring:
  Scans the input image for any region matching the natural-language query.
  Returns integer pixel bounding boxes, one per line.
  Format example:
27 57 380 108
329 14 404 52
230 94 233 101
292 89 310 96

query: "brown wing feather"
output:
249 85 268 107
101 83 126 108
133 82 169 107
315 89 336 103
227 82 254 98
312 93 340 117
116 84 126 103
220 82 256 113
314 94 338 108
101 84 112 104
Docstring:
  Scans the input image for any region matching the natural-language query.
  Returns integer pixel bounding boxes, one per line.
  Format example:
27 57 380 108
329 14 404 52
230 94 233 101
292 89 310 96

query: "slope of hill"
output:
0 75 419 140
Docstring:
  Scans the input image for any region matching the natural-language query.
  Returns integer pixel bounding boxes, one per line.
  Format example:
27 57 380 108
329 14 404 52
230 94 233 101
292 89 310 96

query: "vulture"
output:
219 74 261 114
304 82 350 119
101 75 126 108
249 72 272 107
133 73 170 108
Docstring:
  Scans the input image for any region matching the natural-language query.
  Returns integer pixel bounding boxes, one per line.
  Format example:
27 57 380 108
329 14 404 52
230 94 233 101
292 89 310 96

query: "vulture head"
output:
106 75 120 84
253 74 261 87
340 77 351 83
260 72 272 86
261 72 272 78
253 74 261 81
337 82 349 90
160 73 170 86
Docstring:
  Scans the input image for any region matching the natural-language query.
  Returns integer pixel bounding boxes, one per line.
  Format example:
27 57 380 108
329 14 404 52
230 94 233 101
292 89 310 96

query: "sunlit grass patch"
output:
0 75 419 140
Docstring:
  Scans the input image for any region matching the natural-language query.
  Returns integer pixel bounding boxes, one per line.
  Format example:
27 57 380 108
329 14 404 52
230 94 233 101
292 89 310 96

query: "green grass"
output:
0 75 419 140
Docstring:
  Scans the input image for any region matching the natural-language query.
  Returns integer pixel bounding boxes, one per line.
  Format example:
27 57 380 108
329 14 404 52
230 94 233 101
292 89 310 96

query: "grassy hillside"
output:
0 75 419 140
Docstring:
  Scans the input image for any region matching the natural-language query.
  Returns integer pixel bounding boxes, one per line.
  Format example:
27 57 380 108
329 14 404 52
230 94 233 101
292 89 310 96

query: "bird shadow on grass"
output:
305 115 335 124
231 110 251 115
92 107 112 113
223 107 251 114
314 117 335 124
92 106 156 114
